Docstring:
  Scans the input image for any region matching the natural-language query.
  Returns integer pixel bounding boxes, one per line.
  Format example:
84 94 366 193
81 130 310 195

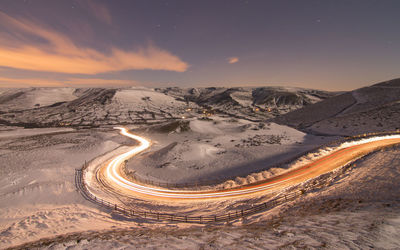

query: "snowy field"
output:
0 84 399 249
0 123 291 246
2 126 399 249
125 118 332 185
0 119 331 248
0 127 136 248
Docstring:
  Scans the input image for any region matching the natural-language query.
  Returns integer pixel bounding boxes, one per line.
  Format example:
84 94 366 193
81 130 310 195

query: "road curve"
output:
98 127 400 200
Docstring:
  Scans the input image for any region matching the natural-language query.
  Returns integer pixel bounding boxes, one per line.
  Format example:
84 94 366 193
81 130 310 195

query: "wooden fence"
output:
75 130 400 223
75 168 302 223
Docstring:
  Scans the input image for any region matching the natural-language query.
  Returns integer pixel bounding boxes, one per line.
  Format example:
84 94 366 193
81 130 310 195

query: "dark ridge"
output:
48 101 67 107
273 92 357 128
67 88 117 108
252 89 306 106
373 78 400 88
196 88 242 106
144 120 191 133
273 77 400 135
0 91 24 104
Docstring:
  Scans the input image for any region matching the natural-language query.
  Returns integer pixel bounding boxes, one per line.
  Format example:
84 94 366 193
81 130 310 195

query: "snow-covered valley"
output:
1 80 400 249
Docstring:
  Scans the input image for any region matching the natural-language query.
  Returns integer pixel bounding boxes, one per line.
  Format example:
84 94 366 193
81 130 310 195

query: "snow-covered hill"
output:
275 78 400 135
0 88 77 112
0 86 334 128
125 117 328 184
1 80 400 249
156 86 334 121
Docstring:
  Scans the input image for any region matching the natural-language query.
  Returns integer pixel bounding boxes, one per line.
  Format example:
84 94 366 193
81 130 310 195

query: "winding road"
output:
96 127 400 200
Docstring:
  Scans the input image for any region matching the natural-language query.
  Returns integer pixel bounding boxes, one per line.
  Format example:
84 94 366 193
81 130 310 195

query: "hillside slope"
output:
274 78 400 135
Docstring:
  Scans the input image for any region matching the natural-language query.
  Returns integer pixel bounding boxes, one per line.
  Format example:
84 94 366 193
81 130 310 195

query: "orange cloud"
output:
228 57 239 64
0 77 137 88
0 77 64 88
0 12 188 74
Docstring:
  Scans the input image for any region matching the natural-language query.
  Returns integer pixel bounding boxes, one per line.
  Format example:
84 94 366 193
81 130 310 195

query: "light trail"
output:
102 127 400 199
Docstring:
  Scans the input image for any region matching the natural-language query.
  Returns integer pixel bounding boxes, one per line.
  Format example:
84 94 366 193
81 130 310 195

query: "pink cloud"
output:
228 57 239 64
0 76 138 88
0 12 189 74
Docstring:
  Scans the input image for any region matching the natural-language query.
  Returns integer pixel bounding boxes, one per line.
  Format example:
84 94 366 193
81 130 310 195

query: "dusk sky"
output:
0 0 399 90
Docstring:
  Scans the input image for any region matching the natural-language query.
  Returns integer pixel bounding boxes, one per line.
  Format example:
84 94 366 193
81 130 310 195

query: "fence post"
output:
185 216 188 222
214 215 217 222
115 204 117 210
241 209 244 217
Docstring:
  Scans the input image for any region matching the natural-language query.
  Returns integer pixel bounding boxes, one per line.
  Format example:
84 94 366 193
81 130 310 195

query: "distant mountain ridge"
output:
1 78 398 134
156 86 335 121
0 86 334 128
